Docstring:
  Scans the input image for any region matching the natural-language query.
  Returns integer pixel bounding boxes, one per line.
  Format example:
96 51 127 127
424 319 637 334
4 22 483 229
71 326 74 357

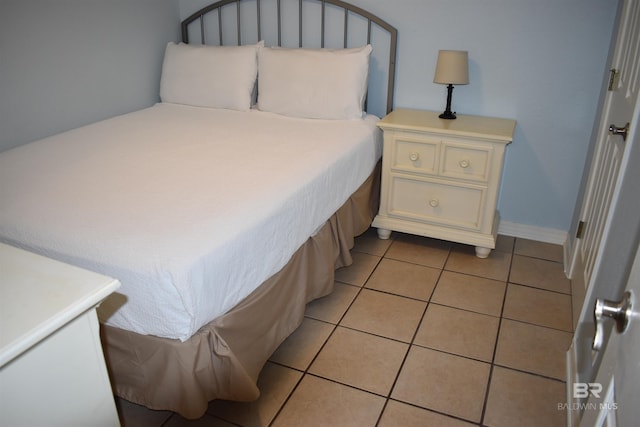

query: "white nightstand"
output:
372 108 516 258
0 243 121 426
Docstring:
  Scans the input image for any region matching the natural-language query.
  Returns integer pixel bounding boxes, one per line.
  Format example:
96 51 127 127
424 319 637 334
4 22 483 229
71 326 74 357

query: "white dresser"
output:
0 243 121 426
372 109 516 257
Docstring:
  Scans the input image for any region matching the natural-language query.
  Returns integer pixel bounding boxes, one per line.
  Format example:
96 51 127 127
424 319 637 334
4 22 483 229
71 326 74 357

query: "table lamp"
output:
433 50 469 119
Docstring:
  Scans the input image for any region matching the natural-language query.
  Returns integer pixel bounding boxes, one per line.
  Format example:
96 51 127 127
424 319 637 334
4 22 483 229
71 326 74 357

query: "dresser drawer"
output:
388 175 486 230
390 134 439 176
440 142 492 182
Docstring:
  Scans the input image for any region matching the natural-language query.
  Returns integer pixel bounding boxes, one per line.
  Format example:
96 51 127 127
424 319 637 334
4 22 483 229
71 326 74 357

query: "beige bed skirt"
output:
100 162 381 419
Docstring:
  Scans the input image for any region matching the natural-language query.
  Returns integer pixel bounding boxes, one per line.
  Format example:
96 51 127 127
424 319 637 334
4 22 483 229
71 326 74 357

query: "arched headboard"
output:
181 0 397 116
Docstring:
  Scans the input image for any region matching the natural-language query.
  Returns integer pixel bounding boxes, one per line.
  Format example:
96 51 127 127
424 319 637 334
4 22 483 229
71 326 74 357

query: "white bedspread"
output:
0 103 381 341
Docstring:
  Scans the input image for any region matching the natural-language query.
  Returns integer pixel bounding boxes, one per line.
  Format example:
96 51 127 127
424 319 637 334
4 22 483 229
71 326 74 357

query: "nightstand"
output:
372 108 516 258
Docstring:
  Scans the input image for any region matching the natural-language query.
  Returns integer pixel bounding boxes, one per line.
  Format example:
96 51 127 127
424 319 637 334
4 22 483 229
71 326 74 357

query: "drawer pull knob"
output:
409 152 420 161
429 198 439 208
459 159 470 168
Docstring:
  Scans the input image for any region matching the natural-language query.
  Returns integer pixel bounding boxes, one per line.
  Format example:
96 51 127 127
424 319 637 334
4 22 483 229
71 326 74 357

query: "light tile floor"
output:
116 230 572 427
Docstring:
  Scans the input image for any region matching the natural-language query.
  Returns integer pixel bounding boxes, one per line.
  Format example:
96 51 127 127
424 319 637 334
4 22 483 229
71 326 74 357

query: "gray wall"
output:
180 0 617 233
0 0 180 152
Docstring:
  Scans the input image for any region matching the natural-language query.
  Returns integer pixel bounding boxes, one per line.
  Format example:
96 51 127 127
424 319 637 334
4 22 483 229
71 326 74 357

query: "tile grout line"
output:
478 237 515 427
374 241 450 426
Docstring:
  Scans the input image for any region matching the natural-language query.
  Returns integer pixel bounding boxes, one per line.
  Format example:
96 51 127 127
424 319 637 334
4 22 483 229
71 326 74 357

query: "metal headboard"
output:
181 0 397 115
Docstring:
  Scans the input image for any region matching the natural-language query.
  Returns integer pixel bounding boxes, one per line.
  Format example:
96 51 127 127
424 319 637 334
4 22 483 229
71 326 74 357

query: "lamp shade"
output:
433 50 469 85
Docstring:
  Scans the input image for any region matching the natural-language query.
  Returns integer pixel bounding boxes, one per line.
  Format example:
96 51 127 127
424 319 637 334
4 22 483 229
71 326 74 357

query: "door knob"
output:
608 122 629 141
592 291 633 351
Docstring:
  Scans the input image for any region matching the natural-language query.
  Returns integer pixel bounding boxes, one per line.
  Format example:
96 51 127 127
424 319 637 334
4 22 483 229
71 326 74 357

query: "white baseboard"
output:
498 220 568 246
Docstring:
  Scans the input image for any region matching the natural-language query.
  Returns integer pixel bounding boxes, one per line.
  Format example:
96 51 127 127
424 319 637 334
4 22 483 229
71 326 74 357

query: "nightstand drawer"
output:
440 142 492 182
390 134 439 175
388 175 486 230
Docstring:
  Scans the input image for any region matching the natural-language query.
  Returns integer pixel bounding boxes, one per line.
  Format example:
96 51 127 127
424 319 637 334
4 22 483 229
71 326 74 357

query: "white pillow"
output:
257 45 372 120
160 42 262 111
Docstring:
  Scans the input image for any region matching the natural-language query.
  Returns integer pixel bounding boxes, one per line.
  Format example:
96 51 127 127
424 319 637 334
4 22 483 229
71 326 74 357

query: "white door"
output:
579 239 640 427
570 87 640 426
567 0 640 424
570 0 639 310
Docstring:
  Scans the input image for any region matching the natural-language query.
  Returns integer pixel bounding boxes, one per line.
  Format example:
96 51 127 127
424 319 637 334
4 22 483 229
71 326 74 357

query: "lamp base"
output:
439 110 457 120
439 84 457 119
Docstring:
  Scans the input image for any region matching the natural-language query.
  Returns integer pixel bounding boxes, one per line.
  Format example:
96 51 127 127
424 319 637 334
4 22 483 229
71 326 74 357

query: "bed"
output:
0 0 397 419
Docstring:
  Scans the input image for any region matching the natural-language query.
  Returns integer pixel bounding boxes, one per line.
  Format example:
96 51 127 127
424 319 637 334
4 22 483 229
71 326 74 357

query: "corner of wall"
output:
498 220 570 273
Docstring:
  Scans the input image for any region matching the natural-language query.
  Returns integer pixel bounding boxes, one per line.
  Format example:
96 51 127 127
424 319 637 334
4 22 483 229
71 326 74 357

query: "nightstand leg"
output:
475 246 492 258
377 228 392 240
